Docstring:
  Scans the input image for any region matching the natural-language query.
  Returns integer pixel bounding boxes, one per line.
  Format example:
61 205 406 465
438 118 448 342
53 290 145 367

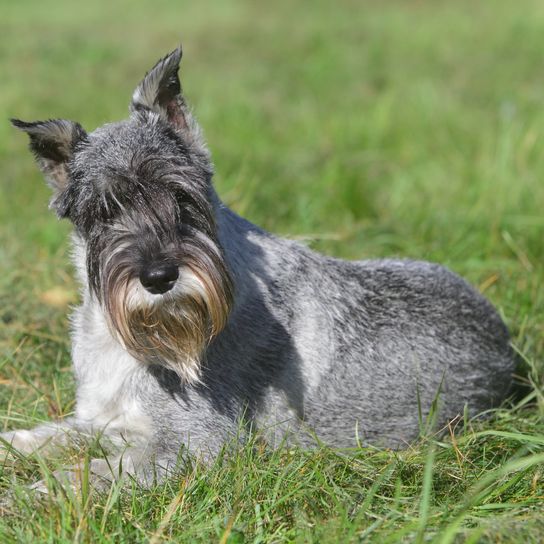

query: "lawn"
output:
0 0 543 541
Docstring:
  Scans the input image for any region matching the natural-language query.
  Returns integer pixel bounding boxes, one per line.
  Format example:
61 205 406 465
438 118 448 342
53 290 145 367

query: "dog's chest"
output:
70 303 154 441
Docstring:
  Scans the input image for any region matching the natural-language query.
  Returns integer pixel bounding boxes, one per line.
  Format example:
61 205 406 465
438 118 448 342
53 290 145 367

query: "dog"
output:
2 47 514 489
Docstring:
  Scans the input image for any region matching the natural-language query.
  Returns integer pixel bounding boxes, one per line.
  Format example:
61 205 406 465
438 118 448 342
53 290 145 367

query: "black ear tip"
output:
163 45 183 71
172 44 183 62
10 118 29 129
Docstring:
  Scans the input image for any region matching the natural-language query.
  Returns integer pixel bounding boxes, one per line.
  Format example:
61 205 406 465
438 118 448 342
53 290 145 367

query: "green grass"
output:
1 0 543 541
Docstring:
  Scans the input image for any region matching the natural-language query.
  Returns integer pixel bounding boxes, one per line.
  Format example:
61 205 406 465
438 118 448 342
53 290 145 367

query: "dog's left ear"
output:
11 118 87 197
130 46 188 131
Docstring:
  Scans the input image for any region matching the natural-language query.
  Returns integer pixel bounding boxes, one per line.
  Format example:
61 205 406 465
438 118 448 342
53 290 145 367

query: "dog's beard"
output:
102 259 232 384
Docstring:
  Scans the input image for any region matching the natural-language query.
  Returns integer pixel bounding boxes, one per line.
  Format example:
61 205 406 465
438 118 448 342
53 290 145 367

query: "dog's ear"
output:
11 118 86 194
130 46 188 131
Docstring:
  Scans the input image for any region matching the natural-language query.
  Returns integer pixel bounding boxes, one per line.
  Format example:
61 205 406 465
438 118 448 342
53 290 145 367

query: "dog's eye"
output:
176 223 190 237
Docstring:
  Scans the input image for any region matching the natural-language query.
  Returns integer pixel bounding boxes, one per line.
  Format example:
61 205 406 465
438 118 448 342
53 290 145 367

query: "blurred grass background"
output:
0 0 543 542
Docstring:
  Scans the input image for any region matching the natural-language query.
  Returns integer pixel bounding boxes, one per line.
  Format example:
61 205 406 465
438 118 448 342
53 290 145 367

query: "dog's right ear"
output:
11 118 87 197
130 46 188 131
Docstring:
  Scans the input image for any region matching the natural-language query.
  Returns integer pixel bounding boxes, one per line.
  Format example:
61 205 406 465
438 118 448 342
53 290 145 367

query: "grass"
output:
1 0 543 541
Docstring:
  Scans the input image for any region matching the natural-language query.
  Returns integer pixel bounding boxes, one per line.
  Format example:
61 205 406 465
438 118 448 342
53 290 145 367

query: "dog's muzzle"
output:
139 263 179 294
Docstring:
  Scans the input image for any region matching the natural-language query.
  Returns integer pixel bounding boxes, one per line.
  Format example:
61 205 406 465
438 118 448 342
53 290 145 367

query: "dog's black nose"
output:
139 264 179 294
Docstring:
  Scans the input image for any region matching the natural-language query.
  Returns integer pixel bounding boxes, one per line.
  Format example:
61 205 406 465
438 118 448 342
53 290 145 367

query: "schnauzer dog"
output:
2 47 514 488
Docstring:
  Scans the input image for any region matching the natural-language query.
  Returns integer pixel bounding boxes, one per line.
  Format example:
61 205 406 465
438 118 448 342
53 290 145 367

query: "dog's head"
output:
13 47 233 383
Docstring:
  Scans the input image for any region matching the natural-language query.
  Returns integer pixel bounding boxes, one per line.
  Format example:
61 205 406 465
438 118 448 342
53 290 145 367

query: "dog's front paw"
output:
0 430 45 467
0 429 45 455
0 421 78 461
29 465 114 497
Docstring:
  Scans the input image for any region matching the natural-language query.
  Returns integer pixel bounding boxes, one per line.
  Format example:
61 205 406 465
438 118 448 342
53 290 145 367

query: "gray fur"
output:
3 48 514 488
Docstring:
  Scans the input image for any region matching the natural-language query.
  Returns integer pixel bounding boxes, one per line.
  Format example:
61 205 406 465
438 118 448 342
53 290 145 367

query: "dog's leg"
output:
0 418 89 457
29 445 184 494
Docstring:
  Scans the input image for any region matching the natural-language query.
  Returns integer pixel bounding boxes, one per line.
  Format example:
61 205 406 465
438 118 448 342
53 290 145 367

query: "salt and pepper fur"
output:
2 47 515 488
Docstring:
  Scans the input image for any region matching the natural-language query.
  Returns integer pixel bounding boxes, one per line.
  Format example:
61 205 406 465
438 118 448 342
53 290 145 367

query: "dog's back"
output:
212 207 515 448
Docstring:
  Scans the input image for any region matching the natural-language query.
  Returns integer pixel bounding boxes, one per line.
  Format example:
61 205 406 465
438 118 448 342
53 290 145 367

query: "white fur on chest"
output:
71 299 154 443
